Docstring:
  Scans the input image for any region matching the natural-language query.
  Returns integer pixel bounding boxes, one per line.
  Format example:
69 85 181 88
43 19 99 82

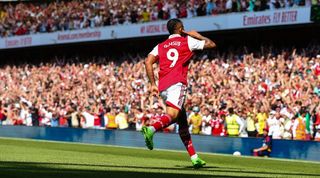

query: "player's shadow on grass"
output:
0 161 238 178
0 161 319 178
177 165 320 177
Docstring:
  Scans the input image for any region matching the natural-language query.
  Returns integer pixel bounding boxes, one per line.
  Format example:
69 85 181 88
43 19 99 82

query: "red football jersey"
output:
210 118 224 136
157 36 194 91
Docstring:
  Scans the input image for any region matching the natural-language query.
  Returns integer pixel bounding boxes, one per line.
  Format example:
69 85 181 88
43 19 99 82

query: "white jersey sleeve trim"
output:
149 45 159 57
187 36 205 51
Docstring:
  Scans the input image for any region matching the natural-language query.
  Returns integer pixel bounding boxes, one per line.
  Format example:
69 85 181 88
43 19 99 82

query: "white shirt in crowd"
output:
41 108 52 126
283 119 293 139
201 114 212 135
26 113 32 126
267 115 285 139
280 107 294 120
226 0 232 10
82 111 95 128
19 109 28 124
239 117 248 137
169 7 178 19
187 7 194 18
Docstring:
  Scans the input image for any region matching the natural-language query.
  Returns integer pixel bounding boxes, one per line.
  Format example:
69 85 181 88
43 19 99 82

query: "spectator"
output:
196 0 207 16
188 106 203 134
178 3 188 18
240 0 249 11
226 0 233 12
314 126 320 141
209 112 225 136
141 8 151 22
246 110 258 137
225 108 244 137
186 3 196 18
292 114 307 140
115 107 128 130
283 116 294 139
169 5 178 19
247 0 255 11
93 113 102 129
255 106 268 137
135 108 145 131
127 106 136 130
225 108 243 136
51 111 59 127
206 0 216 15
238 109 248 137
254 0 263 10
70 105 80 128
0 105 7 126
105 107 117 129
267 112 285 139
151 7 159 21
200 107 212 135
40 105 52 127
231 0 239 12
81 106 95 128
273 0 282 8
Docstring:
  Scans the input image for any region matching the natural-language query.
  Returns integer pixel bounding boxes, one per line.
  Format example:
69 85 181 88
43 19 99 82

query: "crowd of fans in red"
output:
0 0 312 37
0 46 320 141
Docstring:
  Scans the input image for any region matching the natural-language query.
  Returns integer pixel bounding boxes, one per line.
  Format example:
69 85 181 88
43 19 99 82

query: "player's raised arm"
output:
182 30 216 49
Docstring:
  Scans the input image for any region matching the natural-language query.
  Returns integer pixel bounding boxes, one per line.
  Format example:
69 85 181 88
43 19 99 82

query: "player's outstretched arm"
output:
182 30 216 49
145 54 159 95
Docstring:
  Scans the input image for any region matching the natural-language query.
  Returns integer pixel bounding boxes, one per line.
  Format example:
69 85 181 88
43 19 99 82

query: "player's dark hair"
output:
167 18 182 35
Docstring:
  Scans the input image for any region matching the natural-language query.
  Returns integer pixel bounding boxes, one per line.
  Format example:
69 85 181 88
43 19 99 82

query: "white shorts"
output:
160 82 187 110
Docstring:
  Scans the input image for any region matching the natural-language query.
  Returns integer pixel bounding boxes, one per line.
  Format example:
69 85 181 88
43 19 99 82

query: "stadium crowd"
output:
1 46 320 141
0 0 313 37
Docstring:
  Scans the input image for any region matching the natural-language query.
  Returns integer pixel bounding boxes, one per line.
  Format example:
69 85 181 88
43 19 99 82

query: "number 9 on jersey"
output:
167 48 179 68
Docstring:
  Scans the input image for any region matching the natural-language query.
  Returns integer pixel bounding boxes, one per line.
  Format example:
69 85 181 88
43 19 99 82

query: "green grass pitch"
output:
0 137 319 178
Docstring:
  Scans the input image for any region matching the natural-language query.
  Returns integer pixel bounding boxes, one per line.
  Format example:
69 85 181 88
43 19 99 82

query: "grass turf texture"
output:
0 137 319 178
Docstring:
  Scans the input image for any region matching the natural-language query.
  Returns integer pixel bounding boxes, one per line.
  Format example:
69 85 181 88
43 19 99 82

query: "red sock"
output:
178 108 196 157
179 127 196 156
151 114 172 132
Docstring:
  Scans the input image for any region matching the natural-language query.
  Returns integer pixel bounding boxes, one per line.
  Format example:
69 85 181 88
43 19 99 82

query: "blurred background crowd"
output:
0 0 315 37
1 45 320 141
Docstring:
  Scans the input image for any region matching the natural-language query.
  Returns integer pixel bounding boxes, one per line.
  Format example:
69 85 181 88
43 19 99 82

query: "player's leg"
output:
141 106 178 150
178 107 206 168
141 83 184 150
148 107 179 133
258 150 271 157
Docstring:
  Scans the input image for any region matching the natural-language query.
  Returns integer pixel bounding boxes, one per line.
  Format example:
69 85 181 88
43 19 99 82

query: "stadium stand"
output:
0 0 312 37
0 44 320 141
